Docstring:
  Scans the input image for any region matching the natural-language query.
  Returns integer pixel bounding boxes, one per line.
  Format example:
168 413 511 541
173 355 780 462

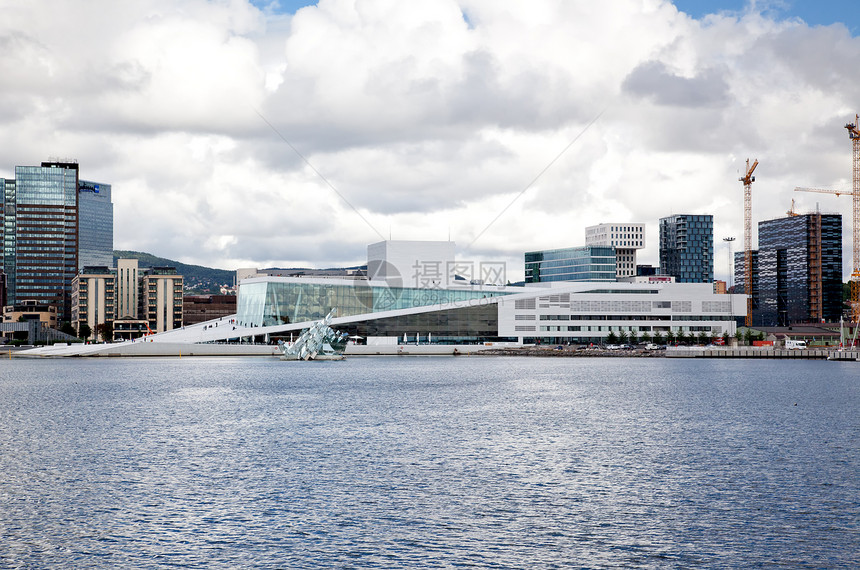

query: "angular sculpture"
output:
277 309 348 361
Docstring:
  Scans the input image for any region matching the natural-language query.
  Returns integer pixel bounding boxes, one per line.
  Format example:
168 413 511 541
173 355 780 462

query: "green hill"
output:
113 251 234 294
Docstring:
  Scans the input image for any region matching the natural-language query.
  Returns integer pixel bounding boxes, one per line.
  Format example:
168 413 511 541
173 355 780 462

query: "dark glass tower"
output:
737 213 842 326
659 214 714 283
0 161 113 322
78 180 113 269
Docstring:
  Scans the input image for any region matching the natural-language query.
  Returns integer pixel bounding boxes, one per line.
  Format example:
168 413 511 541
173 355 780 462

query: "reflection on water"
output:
1 356 858 567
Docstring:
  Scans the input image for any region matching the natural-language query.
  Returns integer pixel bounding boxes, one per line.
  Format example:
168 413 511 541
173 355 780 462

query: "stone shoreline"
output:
476 347 665 357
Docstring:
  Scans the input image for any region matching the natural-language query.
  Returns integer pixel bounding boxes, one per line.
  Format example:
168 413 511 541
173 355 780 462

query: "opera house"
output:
20 240 746 356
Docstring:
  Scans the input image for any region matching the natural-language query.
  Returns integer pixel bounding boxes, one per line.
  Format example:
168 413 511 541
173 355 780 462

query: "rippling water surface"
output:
0 356 858 568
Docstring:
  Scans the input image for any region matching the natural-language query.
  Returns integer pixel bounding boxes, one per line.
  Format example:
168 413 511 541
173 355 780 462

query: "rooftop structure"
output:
367 240 456 287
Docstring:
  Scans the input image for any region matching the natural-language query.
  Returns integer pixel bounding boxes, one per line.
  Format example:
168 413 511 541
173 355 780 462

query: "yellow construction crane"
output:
794 113 860 321
740 158 758 326
787 199 799 216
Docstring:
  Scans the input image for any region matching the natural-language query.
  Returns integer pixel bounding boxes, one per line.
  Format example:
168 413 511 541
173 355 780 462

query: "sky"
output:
2 0 860 283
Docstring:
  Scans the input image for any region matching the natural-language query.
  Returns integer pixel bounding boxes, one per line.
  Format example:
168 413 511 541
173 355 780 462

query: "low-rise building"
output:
2 300 58 342
525 246 616 283
183 294 237 326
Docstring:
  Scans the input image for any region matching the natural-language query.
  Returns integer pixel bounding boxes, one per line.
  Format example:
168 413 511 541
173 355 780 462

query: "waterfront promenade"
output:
9 341 859 360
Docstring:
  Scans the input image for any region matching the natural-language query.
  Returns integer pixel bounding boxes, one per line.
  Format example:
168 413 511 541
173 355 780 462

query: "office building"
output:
585 223 645 279
659 214 713 283
1 161 113 322
736 213 842 325
524 246 616 283
0 269 6 309
78 180 113 269
140 266 183 333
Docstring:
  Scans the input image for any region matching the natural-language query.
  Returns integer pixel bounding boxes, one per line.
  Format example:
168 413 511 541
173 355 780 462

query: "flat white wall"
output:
367 240 456 286
498 282 745 342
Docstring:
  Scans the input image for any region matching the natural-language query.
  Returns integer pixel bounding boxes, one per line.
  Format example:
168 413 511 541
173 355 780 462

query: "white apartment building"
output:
585 223 646 279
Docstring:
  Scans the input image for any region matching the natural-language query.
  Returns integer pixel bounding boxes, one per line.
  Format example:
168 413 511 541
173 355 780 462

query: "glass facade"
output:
1 179 16 299
744 214 843 326
9 164 79 320
78 180 113 269
0 163 114 323
524 246 616 283
335 303 504 344
235 279 511 327
659 214 713 283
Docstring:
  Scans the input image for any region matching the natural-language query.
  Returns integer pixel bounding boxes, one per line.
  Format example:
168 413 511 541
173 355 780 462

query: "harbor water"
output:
0 356 858 568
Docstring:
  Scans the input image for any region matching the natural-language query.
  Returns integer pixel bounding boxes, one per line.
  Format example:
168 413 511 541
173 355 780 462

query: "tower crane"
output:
740 158 758 327
794 113 860 321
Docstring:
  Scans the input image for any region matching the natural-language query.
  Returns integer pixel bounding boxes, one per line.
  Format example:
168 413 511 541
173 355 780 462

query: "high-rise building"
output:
524 246 616 283
0 269 6 309
585 223 645 279
140 266 183 333
659 214 713 283
736 213 842 325
0 161 113 322
78 180 113 269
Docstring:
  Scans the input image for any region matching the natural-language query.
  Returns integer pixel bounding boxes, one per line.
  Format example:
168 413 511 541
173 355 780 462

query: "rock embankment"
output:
477 346 665 357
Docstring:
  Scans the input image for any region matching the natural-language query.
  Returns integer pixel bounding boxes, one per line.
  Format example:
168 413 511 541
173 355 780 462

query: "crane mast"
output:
847 114 860 321
795 114 860 322
740 158 758 327
793 114 860 322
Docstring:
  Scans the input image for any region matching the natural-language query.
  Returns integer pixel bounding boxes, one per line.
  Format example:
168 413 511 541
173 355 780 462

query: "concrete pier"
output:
665 347 834 360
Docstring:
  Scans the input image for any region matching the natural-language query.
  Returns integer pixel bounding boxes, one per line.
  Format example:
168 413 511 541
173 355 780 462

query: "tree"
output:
653 331 664 345
641 332 652 344
722 332 730 346
60 322 76 337
606 331 619 345
78 323 91 341
698 331 710 345
629 329 639 345
97 322 114 342
743 329 753 346
666 330 676 345
618 330 629 344
676 330 688 345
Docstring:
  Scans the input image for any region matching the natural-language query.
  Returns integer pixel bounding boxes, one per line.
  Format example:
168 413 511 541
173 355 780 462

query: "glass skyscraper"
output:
659 214 714 283
736 213 842 326
0 161 113 322
78 180 113 269
524 246 617 283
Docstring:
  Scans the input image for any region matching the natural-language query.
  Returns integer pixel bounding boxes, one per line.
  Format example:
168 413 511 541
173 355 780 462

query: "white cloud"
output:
2 0 860 282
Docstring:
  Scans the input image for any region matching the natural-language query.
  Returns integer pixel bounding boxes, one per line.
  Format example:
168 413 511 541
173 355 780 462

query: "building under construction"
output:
736 212 843 326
